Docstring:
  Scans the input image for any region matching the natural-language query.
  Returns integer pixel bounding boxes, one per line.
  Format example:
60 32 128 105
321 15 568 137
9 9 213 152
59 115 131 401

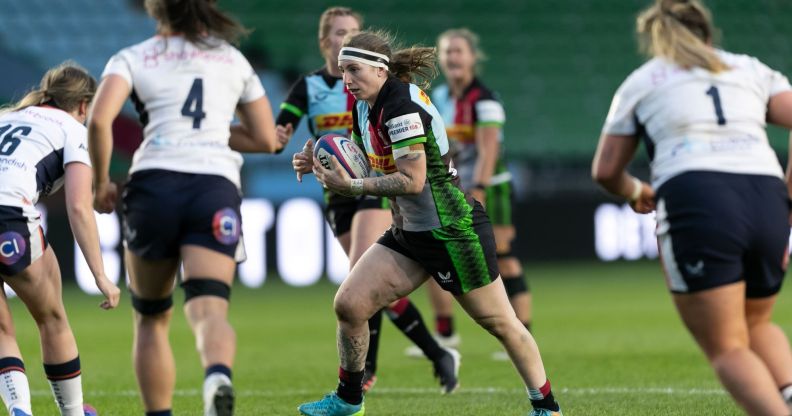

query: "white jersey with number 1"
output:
603 49 791 188
102 35 265 189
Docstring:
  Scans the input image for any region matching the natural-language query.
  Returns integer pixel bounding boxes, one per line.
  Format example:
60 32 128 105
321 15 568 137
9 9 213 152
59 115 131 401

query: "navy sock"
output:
336 367 364 405
365 309 384 375
205 364 232 380
145 410 172 416
388 299 445 362
528 380 560 412
43 356 81 381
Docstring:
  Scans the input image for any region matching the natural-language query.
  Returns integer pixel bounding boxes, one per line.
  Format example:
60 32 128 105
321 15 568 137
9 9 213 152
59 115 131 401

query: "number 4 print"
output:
181 78 206 130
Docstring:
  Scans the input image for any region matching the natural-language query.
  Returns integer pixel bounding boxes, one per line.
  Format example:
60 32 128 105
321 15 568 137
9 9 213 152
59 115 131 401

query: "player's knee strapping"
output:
181 278 231 303
503 275 529 297
130 291 173 315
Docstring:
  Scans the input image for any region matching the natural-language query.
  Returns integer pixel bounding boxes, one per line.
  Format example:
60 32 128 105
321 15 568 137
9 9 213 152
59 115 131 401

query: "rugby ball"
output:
313 134 370 179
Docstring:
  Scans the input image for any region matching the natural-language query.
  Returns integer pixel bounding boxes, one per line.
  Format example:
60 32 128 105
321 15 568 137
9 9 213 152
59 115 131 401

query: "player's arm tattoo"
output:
361 146 426 196
337 327 368 372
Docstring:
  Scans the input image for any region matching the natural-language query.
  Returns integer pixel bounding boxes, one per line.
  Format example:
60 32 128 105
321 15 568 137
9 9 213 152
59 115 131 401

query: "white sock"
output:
203 373 232 415
0 369 32 415
48 375 83 416
781 384 792 402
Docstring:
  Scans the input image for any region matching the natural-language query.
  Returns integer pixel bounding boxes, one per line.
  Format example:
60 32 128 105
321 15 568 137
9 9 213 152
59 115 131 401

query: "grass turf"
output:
8 260 791 415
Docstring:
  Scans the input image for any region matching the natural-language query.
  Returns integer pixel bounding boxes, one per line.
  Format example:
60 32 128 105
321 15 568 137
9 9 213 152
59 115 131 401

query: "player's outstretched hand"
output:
94 274 120 310
93 181 118 213
276 123 294 152
293 138 314 182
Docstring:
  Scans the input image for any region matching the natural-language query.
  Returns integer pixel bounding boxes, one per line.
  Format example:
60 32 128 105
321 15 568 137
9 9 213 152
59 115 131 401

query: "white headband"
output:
338 47 390 70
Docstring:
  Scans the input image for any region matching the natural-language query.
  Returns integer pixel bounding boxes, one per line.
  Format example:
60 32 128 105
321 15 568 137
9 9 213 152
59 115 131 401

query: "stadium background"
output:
0 1 791 415
0 0 791 287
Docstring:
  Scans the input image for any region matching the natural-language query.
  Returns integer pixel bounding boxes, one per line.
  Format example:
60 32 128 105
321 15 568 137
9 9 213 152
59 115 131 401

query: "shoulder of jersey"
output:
715 49 766 73
473 79 501 102
615 57 670 94
25 107 85 133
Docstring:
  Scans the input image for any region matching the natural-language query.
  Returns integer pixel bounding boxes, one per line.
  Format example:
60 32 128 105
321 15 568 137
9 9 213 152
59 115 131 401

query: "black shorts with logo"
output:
0 206 47 277
377 201 500 295
324 192 391 237
656 171 789 298
122 169 243 261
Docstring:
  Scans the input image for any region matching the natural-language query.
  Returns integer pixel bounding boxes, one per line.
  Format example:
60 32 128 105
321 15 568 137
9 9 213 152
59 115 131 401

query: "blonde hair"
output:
637 0 728 72
318 6 363 56
343 30 437 89
1 61 96 115
437 28 487 73
144 0 249 47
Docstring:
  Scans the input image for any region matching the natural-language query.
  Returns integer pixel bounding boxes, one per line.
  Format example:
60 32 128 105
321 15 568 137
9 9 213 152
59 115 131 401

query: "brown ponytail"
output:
637 0 728 72
1 61 96 115
344 30 438 90
144 0 249 47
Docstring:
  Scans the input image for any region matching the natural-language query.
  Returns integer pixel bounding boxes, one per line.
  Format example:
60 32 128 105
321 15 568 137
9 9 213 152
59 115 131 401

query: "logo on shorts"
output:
212 208 240 245
684 260 704 277
0 231 26 266
438 271 452 282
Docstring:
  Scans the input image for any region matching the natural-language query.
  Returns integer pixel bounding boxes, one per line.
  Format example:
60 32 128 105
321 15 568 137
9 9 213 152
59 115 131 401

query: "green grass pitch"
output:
9 260 792 415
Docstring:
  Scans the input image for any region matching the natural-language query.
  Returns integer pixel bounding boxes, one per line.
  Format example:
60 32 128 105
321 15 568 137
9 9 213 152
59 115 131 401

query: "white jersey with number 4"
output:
603 50 790 188
102 35 265 188
0 106 91 220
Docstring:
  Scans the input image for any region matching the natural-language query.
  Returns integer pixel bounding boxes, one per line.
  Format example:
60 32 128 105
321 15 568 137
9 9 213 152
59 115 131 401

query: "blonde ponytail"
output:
637 0 728 73
1 61 96 115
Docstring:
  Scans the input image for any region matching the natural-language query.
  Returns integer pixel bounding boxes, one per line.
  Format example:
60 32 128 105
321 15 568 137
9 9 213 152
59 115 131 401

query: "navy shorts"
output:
324 193 391 237
377 201 500 295
656 171 790 298
0 206 47 277
122 169 244 261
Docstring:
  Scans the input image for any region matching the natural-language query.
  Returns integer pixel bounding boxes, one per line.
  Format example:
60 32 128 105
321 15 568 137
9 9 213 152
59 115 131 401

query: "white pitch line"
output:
28 386 727 397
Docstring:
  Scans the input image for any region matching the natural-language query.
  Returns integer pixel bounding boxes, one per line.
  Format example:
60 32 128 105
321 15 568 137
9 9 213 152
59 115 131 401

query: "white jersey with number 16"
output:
603 50 791 188
102 35 265 189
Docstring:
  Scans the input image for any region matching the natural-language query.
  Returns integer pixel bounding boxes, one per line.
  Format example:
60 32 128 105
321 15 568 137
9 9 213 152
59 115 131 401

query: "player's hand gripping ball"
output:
313 134 370 179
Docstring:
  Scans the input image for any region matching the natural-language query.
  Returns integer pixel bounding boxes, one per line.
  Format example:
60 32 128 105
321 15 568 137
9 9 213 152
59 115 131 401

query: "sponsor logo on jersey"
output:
445 125 475 143
385 113 424 142
0 231 26 266
315 112 353 133
367 153 396 174
418 89 432 106
212 208 240 245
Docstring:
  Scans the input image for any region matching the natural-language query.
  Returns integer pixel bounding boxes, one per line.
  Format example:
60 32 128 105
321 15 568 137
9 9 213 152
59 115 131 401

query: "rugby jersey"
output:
102 35 265 189
603 50 790 187
353 77 470 231
432 78 510 190
0 106 91 220
276 67 357 207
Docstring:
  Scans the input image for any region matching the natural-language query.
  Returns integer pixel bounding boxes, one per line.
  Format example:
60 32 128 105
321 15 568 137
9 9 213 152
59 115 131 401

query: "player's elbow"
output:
404 186 422 196
65 201 92 225
256 129 280 153
404 176 425 195
591 163 620 187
